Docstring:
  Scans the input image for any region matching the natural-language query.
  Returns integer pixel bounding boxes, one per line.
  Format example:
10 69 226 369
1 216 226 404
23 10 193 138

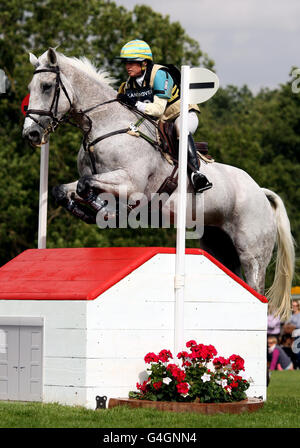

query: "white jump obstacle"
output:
0 247 267 409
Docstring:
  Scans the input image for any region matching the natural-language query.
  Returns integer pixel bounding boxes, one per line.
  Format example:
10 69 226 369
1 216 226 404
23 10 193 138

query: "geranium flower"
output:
158 349 173 363
167 364 186 382
229 354 245 372
177 351 189 359
213 356 229 368
144 352 159 363
153 381 162 390
186 340 197 348
136 380 148 393
176 382 189 394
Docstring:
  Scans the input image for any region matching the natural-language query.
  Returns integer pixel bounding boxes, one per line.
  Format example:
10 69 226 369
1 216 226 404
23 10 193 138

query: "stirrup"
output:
191 172 213 193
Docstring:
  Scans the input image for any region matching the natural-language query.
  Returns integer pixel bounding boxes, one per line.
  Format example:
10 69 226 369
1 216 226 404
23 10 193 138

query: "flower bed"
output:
129 340 253 403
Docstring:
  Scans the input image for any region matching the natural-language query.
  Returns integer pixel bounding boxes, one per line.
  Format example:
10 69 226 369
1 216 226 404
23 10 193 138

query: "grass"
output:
0 371 299 428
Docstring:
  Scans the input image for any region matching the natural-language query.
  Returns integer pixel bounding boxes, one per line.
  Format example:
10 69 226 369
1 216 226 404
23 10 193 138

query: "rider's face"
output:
125 61 143 78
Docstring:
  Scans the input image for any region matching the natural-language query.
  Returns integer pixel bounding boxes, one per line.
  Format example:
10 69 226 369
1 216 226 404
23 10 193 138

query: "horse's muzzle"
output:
23 123 47 147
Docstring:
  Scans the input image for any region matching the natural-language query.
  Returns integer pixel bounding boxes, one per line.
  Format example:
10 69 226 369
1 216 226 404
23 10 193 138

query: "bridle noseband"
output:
25 64 167 175
26 65 73 133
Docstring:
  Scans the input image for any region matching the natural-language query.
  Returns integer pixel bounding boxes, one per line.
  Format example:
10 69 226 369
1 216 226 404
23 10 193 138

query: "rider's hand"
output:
117 93 136 107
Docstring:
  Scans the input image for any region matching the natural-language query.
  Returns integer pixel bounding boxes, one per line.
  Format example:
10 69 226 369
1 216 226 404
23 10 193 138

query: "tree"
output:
0 0 209 265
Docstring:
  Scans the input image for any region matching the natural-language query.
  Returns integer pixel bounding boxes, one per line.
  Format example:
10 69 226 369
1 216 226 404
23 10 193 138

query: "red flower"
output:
144 352 159 364
136 380 148 393
189 343 217 362
229 354 245 372
182 360 192 367
186 340 197 348
166 364 186 382
213 356 229 368
176 382 189 394
158 349 173 363
153 381 162 390
166 363 178 372
177 351 189 359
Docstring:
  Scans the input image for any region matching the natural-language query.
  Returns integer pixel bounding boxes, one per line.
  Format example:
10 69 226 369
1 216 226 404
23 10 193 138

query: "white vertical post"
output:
38 141 49 249
174 66 190 355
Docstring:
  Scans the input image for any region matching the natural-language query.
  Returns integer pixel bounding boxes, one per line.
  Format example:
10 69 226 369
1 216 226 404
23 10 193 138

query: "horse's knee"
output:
52 184 68 205
76 175 93 198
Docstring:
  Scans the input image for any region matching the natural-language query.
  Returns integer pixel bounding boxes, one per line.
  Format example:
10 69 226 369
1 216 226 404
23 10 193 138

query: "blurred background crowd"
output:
267 292 300 371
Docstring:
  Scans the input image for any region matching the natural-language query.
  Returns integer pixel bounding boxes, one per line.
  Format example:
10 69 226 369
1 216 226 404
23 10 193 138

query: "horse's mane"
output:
39 51 116 87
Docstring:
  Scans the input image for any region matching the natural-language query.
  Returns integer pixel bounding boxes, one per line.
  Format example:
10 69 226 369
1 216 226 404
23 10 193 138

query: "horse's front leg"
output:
52 180 97 224
76 170 143 220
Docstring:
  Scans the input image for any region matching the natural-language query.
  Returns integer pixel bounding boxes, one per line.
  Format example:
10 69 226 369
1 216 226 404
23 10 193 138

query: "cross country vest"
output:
119 63 200 122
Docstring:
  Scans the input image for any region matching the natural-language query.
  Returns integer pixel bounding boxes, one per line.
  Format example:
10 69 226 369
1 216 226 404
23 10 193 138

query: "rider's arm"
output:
136 95 167 117
136 69 174 117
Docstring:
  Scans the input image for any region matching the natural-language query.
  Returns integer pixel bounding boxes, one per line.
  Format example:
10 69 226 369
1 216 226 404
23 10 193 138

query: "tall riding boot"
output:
188 133 212 193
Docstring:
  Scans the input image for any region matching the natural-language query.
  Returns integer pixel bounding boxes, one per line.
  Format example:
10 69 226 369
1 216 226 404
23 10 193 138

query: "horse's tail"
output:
262 188 295 321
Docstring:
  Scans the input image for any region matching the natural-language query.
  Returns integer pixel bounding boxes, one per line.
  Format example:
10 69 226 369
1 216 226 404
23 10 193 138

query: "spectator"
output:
267 312 281 339
283 300 300 335
280 333 299 369
267 335 293 371
291 328 300 369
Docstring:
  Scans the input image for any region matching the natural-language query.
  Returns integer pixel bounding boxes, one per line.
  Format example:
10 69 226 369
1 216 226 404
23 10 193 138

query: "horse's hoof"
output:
76 176 92 197
52 185 68 204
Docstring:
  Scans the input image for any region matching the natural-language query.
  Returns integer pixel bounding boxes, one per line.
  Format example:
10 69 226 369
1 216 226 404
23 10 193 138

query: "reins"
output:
26 64 176 178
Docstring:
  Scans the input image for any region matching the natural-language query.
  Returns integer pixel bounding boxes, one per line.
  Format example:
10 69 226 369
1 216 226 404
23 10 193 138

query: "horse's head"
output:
23 48 74 146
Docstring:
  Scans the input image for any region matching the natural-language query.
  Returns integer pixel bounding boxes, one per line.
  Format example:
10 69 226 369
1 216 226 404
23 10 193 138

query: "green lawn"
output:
0 371 299 428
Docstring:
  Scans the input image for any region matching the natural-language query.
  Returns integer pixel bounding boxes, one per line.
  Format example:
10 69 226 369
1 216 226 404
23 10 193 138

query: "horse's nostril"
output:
28 130 41 141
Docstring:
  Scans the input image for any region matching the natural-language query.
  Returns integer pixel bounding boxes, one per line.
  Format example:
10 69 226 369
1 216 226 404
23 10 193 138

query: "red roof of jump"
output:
0 247 267 302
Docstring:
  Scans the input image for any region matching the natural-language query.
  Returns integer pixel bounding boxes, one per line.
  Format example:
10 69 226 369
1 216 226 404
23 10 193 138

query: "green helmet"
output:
119 39 153 61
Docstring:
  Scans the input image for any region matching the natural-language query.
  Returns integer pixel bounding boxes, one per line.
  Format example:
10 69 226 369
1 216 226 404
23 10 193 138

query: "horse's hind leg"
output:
239 253 267 295
52 181 97 224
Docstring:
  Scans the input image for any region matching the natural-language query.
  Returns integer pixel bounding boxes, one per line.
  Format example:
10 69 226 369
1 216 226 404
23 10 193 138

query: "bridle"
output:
26 65 73 134
25 64 171 176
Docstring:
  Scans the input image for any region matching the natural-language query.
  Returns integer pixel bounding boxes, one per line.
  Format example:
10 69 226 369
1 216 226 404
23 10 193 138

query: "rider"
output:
116 39 212 194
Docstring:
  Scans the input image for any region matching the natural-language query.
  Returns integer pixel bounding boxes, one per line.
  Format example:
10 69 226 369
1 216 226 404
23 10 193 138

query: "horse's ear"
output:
29 52 39 67
47 48 57 66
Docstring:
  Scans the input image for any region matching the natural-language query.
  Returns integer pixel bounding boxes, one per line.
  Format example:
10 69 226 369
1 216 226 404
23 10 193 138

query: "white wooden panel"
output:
184 275 259 303
184 302 267 330
43 385 87 407
44 329 87 358
86 329 173 358
44 357 86 387
87 301 266 331
85 358 146 388
87 300 173 330
0 301 87 329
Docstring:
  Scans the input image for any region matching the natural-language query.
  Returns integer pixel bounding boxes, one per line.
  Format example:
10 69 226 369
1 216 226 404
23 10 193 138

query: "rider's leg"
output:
175 112 212 193
188 132 213 193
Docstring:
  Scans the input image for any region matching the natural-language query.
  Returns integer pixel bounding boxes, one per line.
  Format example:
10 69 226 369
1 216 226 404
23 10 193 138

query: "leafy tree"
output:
0 0 208 265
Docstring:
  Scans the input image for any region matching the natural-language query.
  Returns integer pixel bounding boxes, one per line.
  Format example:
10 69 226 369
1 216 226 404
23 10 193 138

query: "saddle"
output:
157 121 214 165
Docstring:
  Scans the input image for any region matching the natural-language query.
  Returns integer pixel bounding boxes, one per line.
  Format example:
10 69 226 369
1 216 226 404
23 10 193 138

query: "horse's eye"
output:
41 83 52 93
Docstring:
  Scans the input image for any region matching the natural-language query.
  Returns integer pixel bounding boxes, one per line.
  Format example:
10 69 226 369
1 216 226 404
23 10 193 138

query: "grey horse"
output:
23 48 295 320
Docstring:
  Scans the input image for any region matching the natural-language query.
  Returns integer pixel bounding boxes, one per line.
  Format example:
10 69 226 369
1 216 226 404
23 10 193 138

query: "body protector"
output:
119 63 199 121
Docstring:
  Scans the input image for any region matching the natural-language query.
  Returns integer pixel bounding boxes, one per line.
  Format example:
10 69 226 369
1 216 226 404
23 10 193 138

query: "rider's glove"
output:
117 93 136 107
135 101 147 113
